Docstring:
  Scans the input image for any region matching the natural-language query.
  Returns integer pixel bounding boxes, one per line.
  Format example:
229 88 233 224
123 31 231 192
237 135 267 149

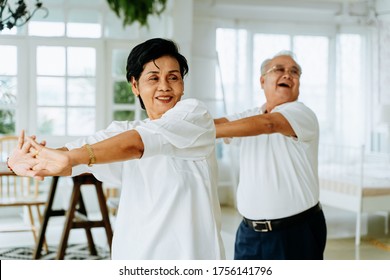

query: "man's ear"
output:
260 75 265 89
130 77 139 96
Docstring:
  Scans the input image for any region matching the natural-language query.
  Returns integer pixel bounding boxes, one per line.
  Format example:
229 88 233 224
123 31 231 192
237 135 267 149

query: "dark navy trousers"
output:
234 209 327 260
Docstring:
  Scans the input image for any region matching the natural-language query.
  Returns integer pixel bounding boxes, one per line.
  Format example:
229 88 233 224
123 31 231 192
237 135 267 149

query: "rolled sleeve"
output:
277 102 319 142
135 98 215 159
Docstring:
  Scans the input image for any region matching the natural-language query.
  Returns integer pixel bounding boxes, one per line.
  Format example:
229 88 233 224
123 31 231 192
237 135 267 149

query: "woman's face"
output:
131 55 184 120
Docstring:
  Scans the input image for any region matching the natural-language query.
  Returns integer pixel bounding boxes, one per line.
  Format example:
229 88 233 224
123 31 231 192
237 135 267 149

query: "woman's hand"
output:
7 130 40 178
7 130 70 180
28 137 73 178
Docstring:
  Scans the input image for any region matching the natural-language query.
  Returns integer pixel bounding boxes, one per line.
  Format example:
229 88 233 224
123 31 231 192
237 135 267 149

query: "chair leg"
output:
95 184 113 250
35 205 49 253
34 176 59 259
27 205 38 245
56 183 81 260
27 204 50 254
77 193 97 256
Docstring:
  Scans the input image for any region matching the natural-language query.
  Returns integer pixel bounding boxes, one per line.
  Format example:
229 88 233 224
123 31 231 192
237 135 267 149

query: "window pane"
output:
67 10 101 38
68 47 96 76
68 108 95 135
216 28 248 113
0 28 17 35
28 8 65 37
37 108 66 135
0 77 17 104
294 36 329 123
104 13 139 39
114 110 135 121
68 78 96 106
141 110 148 119
0 46 17 75
336 34 363 146
0 77 16 135
37 47 66 76
112 50 128 77
0 109 15 134
67 23 101 38
113 81 134 104
37 77 65 106
29 22 65 37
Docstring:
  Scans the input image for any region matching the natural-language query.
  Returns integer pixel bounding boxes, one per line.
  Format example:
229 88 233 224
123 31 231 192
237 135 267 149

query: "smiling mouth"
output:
278 83 291 88
156 96 173 102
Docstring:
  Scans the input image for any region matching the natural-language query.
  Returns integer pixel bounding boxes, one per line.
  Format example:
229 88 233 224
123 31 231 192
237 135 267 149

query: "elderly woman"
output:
8 38 225 260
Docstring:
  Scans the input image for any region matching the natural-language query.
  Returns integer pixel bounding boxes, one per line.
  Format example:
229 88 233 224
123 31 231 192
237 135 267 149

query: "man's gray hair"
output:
260 50 301 75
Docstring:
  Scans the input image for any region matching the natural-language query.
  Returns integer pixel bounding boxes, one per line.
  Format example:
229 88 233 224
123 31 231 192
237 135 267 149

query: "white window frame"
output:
105 40 145 124
214 19 373 148
25 38 104 146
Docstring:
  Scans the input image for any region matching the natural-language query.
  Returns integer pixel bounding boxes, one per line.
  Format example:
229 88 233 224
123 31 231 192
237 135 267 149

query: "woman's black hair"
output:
126 38 189 110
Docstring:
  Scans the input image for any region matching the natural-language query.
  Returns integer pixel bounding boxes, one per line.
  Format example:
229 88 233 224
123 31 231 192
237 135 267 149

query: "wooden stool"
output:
33 174 113 260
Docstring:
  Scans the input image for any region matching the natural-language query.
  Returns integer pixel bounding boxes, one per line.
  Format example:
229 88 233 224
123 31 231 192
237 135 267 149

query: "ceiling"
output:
194 0 376 24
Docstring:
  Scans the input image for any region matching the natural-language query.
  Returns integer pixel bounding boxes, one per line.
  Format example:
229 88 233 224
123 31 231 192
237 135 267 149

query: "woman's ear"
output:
130 77 139 96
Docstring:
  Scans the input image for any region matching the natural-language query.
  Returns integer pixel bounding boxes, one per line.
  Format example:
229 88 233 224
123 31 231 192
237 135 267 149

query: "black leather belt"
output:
243 203 322 232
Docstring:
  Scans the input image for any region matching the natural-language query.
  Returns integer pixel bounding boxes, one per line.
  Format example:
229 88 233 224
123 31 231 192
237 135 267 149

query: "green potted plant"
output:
106 0 167 27
0 82 16 134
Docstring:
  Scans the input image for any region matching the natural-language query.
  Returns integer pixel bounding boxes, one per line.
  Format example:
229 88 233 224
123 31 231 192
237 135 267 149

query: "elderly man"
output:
215 51 327 260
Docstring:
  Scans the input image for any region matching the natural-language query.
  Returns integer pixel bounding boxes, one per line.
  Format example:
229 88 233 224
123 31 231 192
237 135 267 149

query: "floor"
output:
0 205 389 260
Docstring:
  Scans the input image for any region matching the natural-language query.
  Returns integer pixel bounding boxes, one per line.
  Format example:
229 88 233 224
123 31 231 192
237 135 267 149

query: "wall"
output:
375 0 390 152
377 0 390 104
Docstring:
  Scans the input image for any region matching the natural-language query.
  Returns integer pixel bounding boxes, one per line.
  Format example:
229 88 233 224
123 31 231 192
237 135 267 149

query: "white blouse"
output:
65 98 225 260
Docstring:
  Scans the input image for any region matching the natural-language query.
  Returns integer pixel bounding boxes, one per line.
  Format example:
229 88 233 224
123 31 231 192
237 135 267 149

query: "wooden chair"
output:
0 135 48 251
34 174 113 259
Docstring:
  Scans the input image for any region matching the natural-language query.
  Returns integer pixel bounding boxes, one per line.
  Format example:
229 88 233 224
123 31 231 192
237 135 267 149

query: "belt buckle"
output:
252 221 272 232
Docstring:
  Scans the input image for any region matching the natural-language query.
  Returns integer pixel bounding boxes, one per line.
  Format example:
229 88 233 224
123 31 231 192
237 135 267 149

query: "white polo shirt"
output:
66 98 225 260
226 101 319 220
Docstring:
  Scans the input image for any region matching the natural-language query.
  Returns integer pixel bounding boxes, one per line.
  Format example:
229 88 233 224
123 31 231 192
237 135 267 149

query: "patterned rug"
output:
0 244 110 260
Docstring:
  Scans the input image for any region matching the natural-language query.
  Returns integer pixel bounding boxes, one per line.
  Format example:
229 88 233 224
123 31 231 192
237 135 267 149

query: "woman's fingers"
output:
21 140 32 154
34 175 45 181
31 164 50 179
17 130 25 149
19 133 47 156
22 168 45 181
26 136 44 156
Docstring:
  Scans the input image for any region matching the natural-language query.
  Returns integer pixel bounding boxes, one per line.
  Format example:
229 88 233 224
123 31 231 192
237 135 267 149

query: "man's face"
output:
260 55 301 109
131 55 184 120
